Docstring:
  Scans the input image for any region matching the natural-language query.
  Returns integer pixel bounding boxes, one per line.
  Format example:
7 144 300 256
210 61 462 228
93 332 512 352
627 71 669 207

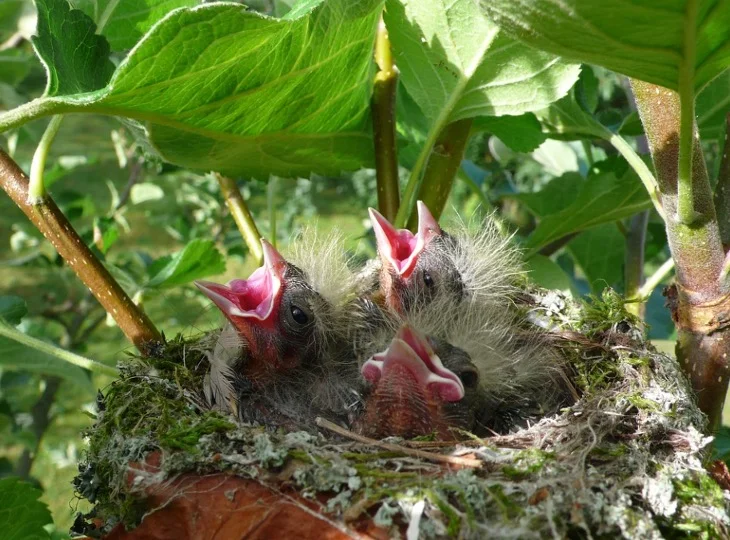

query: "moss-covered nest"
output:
73 290 730 538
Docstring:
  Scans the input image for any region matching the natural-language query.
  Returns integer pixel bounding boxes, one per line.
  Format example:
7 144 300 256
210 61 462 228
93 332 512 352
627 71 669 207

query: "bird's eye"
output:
290 305 309 325
422 270 434 288
459 369 479 389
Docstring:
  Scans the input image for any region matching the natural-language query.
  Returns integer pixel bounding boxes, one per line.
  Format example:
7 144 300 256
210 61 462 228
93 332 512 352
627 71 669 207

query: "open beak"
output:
195 238 287 324
361 324 464 402
368 201 441 279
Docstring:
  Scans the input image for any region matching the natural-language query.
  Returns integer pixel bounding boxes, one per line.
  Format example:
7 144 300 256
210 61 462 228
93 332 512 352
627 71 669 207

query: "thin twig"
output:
215 173 263 263
315 417 483 468
115 158 143 212
0 148 162 354
637 258 675 300
372 17 400 222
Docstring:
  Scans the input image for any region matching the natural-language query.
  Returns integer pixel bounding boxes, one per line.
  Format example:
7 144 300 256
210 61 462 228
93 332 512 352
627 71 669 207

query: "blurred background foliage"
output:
1 0 726 534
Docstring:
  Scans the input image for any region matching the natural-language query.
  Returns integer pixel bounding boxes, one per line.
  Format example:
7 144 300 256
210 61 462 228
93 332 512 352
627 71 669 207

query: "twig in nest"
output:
315 418 483 468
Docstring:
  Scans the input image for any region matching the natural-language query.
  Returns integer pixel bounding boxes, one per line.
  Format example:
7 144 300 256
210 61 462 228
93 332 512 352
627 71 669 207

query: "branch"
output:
372 17 400 222
637 257 675 300
406 118 472 230
28 116 63 201
0 148 162 354
713 114 730 246
214 173 263 263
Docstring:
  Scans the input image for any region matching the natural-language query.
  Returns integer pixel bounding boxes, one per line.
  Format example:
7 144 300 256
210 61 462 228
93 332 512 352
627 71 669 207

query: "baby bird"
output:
196 232 364 426
368 201 522 315
354 324 485 440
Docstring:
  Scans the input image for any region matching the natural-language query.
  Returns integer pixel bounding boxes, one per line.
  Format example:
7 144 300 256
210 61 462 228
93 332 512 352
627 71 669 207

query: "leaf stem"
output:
0 97 65 134
0 323 118 377
636 257 675 300
0 149 162 354
372 17 400 222
214 173 263 263
29 115 63 201
608 133 664 219
407 118 473 228
457 168 491 211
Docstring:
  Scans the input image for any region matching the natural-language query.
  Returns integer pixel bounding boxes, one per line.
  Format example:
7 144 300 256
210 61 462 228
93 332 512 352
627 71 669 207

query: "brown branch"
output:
372 17 400 222
0 148 162 354
315 417 482 468
631 80 728 432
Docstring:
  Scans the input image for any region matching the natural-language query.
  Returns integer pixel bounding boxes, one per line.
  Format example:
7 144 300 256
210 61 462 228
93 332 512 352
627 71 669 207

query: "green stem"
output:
0 97 65 134
0 323 118 377
677 0 699 225
608 133 664 219
637 258 675 300
457 168 491 211
407 118 473 229
581 140 594 167
214 173 263 263
624 211 649 318
268 175 277 249
29 115 63 201
372 17 400 222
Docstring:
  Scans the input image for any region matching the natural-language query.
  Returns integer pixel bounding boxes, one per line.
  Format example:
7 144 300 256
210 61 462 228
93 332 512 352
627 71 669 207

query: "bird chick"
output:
195 238 334 390
354 325 485 440
368 201 521 315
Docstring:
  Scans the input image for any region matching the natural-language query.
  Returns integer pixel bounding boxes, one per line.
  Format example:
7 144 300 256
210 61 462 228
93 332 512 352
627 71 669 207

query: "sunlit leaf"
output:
385 0 580 124
482 0 730 93
146 239 225 289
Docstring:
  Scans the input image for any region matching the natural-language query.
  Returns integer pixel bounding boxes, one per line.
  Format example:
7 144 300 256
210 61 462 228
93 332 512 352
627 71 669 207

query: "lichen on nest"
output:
73 289 729 538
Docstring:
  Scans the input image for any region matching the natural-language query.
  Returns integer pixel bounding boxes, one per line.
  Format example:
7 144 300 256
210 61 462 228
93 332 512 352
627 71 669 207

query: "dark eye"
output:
422 270 434 288
290 305 309 325
459 369 479 389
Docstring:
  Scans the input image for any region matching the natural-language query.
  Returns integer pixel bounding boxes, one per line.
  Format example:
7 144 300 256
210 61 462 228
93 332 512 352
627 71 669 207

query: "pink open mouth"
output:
195 239 286 323
368 201 441 279
361 325 465 402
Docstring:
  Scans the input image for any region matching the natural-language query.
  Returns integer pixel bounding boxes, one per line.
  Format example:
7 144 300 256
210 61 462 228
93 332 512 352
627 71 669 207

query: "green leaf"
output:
526 166 652 251
696 68 730 142
481 0 730 93
509 172 584 217
0 477 53 540
385 0 580 125
32 0 115 96
69 0 199 51
130 182 165 204
567 224 625 293
0 296 28 326
524 255 575 296
146 239 225 289
93 216 120 253
473 114 546 153
535 90 611 141
9 0 382 178
0 1 25 43
530 139 578 177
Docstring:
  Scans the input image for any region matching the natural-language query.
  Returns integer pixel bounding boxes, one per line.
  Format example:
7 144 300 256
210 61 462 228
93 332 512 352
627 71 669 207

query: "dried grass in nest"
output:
74 290 729 539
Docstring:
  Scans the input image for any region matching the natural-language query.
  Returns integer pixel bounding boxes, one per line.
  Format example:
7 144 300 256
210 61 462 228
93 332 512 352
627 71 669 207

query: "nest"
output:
73 290 730 539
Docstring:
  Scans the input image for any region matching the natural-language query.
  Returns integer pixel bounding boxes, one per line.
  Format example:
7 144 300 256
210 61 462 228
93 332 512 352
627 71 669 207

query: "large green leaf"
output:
524 255 575 296
7 0 382 178
481 0 730 93
32 0 115 96
0 477 53 540
146 239 225 289
385 0 579 125
69 0 199 51
567 224 625 293
509 172 584 217
525 167 652 251
473 113 547 153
